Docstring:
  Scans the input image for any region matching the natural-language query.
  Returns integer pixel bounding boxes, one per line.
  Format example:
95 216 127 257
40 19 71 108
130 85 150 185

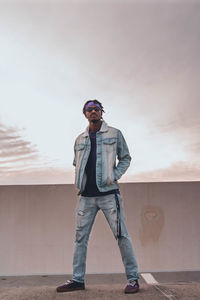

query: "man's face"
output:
84 105 102 123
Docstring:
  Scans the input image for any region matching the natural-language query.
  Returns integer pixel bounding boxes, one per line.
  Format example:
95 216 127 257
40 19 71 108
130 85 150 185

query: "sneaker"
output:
56 280 85 293
124 280 139 294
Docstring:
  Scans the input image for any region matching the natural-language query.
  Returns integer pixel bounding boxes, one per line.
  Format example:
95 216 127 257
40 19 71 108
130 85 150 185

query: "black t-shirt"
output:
81 131 119 197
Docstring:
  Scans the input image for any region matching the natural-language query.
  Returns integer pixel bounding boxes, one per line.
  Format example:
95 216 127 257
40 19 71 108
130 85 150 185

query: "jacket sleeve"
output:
114 130 132 181
73 140 76 167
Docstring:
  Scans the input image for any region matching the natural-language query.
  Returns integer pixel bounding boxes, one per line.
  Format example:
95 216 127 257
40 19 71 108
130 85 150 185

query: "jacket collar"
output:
82 120 108 137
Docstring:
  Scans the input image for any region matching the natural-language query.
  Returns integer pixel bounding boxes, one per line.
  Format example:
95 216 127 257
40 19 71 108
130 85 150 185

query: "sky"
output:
0 0 200 185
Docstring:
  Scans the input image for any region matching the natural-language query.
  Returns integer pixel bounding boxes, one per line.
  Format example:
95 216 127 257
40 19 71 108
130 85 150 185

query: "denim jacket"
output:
73 120 131 195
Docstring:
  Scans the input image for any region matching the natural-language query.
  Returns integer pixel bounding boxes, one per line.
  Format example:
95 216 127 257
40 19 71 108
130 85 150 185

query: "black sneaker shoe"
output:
56 280 85 293
124 279 139 294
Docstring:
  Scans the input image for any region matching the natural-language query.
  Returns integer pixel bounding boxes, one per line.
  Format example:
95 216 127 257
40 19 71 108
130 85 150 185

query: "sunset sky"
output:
0 0 200 185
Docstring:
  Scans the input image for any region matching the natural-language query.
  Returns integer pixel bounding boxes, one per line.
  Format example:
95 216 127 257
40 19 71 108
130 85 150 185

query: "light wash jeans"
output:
72 193 139 283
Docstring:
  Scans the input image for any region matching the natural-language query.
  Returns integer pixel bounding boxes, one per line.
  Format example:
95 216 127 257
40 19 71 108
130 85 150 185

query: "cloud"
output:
0 166 74 185
0 122 49 184
0 1 200 184
0 122 74 184
149 113 200 164
124 161 200 182
0 154 40 166
0 122 39 165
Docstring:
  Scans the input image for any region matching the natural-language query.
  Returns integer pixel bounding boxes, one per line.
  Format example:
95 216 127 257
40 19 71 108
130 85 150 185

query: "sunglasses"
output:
86 107 101 112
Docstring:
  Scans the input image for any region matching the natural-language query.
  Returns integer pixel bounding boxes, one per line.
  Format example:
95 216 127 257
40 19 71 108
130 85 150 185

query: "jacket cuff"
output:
114 168 121 181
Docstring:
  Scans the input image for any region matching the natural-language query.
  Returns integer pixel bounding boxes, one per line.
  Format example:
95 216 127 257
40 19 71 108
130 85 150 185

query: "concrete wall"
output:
0 182 200 276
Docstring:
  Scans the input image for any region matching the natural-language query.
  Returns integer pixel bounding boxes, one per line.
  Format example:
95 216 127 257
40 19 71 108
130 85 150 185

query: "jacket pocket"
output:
75 143 85 151
102 138 117 152
75 143 85 164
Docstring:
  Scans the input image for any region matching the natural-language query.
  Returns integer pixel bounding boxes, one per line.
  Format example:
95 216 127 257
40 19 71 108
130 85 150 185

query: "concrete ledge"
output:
0 182 200 275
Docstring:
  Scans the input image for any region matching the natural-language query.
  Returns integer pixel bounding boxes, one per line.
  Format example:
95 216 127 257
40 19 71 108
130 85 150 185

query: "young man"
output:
56 100 139 294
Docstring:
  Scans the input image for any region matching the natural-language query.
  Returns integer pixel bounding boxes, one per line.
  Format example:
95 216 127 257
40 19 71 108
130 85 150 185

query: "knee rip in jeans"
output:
110 208 116 214
109 208 117 225
75 229 87 243
75 211 88 243
78 210 85 216
118 233 130 241
77 210 85 228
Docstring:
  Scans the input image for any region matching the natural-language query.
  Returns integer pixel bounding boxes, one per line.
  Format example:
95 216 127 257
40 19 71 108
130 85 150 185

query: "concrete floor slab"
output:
0 285 164 300
152 271 200 283
0 272 200 300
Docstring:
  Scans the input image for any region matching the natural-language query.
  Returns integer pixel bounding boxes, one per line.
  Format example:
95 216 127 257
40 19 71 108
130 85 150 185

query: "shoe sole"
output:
57 287 85 293
124 288 139 294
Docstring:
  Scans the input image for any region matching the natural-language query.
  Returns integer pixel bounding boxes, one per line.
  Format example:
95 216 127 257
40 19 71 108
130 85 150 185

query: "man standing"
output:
56 100 139 294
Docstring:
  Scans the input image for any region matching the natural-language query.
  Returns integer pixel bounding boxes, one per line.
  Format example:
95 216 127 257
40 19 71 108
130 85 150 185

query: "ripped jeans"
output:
72 194 139 283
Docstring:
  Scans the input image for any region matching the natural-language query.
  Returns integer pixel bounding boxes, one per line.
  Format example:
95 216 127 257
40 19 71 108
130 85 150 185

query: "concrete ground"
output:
0 272 200 300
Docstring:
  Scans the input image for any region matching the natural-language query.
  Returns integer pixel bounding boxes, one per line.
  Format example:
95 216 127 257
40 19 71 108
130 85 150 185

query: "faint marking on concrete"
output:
141 273 158 285
141 272 178 299
139 206 165 247
154 285 178 300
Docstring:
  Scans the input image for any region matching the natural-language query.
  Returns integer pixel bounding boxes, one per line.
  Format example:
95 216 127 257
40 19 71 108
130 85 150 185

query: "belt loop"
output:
115 193 121 239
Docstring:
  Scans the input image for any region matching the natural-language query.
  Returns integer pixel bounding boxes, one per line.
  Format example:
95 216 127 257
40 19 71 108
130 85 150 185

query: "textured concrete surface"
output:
0 272 200 300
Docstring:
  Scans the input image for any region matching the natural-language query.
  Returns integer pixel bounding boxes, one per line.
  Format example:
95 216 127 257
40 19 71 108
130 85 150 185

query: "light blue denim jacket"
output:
73 120 131 195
